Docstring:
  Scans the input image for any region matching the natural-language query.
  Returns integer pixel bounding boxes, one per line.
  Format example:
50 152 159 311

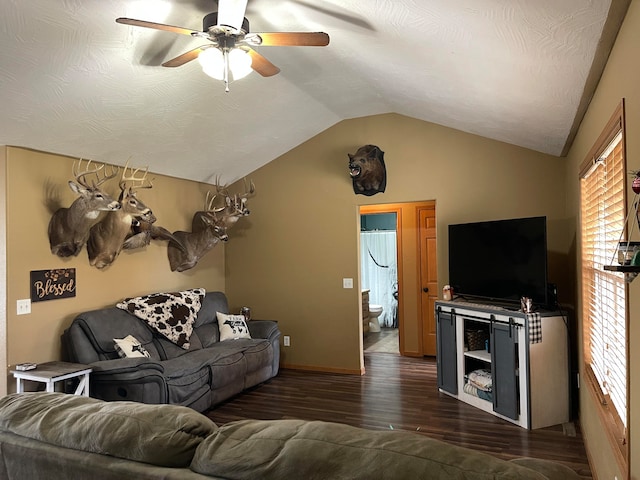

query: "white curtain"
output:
360 231 398 328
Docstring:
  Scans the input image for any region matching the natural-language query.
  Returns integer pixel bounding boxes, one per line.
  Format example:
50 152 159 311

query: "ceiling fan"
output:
116 0 330 92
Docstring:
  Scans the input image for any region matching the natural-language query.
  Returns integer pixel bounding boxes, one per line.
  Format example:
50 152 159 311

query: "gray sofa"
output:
61 291 280 412
0 393 581 480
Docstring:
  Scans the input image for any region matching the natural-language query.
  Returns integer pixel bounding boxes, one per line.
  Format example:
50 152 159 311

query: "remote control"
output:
15 363 37 371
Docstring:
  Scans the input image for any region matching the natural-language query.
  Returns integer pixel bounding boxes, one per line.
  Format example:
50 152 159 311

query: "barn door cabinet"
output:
435 301 569 429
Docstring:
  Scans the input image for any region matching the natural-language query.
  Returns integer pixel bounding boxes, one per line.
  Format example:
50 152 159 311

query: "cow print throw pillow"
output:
216 312 251 341
116 288 206 349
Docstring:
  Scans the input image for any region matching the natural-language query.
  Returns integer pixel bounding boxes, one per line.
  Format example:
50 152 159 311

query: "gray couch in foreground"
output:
61 291 280 412
0 393 581 480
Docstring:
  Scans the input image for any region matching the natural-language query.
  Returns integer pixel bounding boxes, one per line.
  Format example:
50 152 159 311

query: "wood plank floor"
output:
205 352 592 479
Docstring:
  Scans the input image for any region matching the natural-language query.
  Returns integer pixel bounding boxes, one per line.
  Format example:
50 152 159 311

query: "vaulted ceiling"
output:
0 0 629 184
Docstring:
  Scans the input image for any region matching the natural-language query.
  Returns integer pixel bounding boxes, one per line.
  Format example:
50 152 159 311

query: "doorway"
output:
359 201 438 357
359 201 437 358
361 212 399 354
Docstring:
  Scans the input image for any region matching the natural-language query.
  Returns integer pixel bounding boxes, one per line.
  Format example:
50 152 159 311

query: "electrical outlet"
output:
16 299 31 315
283 335 290 347
343 278 353 289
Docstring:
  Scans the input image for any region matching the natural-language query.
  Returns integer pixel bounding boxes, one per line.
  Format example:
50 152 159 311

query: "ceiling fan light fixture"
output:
198 47 225 80
228 48 252 80
198 47 252 86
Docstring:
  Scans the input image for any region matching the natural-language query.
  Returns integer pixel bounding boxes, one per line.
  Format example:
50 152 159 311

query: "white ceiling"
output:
0 0 627 184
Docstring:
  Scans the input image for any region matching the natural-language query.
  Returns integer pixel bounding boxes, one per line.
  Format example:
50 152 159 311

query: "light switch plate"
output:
343 278 353 289
17 299 31 315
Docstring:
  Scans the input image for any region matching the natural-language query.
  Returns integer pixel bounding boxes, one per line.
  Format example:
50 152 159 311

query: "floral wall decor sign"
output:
30 268 76 302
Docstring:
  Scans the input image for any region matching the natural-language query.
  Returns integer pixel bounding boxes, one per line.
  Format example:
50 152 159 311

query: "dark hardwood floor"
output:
205 352 592 479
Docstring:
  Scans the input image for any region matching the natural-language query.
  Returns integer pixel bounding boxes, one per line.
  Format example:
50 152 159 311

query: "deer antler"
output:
241 177 256 197
72 159 119 189
204 192 226 213
215 179 229 197
119 160 153 193
205 191 216 211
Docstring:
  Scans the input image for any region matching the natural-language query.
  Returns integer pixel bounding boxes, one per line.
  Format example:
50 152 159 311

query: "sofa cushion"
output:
216 312 251 341
510 457 581 480
72 307 161 361
116 288 206 349
155 332 203 360
191 419 549 480
194 323 220 348
0 392 217 468
195 291 229 329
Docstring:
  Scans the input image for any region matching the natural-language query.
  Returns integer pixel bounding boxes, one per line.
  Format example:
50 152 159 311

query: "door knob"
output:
423 287 429 293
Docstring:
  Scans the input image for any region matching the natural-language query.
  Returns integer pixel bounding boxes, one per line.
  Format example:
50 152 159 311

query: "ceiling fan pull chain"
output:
223 49 230 93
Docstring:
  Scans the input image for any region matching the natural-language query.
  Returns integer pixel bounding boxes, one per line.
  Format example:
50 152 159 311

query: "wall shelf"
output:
603 265 640 272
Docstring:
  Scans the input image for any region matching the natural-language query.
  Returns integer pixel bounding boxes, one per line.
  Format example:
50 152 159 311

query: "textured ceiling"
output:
0 0 626 184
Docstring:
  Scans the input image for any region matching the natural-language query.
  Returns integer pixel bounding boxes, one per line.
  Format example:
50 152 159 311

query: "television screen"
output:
448 216 548 308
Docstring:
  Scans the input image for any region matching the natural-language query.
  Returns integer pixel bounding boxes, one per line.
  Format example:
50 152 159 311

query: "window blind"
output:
580 134 627 429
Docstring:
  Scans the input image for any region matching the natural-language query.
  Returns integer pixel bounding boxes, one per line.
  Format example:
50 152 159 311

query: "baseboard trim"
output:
281 363 364 375
401 351 422 358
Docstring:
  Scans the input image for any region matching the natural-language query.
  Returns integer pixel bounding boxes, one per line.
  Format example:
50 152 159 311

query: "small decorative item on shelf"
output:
520 296 533 313
617 241 640 265
443 285 453 301
632 172 640 194
465 329 488 352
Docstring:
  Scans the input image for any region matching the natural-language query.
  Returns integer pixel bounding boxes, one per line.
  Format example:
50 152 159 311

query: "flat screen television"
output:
448 216 549 308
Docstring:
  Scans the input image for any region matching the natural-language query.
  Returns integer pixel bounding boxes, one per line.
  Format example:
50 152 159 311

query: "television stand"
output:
435 300 569 429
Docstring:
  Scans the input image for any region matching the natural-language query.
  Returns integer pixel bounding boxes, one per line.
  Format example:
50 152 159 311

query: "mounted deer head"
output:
168 194 229 272
191 178 255 233
48 159 120 257
122 211 186 252
87 162 153 269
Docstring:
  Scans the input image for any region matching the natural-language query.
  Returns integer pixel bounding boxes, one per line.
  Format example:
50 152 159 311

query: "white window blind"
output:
580 132 627 429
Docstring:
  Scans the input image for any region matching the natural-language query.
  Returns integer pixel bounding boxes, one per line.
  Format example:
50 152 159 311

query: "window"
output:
579 100 628 470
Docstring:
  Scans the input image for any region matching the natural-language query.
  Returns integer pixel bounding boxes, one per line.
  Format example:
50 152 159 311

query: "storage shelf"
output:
464 349 491 363
437 301 570 429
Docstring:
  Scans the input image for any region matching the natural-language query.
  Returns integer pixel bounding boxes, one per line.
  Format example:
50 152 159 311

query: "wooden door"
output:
419 206 438 356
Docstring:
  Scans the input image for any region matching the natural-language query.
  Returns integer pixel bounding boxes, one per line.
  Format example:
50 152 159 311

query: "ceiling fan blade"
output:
162 47 207 67
217 0 248 32
290 1 375 31
116 18 198 36
247 49 280 77
250 32 330 47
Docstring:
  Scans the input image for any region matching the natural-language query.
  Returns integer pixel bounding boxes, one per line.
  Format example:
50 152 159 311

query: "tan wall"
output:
564 1 640 477
4 147 226 390
0 147 6 396
225 113 568 373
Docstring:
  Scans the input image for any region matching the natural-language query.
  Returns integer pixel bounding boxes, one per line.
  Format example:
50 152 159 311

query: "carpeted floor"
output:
364 327 399 353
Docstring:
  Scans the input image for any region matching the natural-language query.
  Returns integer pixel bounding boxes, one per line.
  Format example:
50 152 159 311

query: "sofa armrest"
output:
247 320 280 340
88 359 169 404
90 358 164 376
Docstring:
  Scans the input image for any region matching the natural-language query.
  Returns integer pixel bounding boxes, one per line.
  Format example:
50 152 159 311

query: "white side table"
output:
11 361 92 397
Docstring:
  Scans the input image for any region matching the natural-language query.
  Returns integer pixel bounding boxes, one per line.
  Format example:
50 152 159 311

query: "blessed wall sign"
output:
30 268 76 302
